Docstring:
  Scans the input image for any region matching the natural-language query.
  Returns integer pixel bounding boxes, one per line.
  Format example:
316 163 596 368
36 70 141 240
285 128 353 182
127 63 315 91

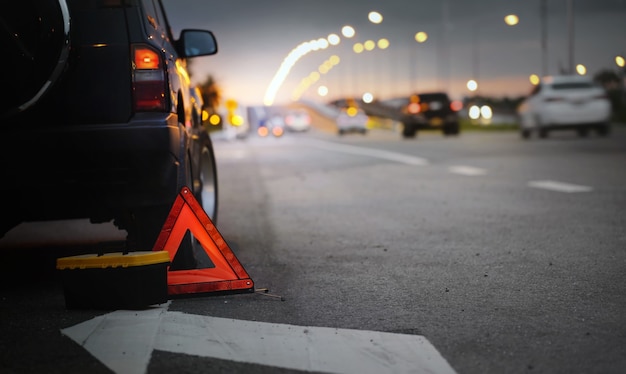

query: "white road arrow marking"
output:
61 303 456 374
528 180 593 193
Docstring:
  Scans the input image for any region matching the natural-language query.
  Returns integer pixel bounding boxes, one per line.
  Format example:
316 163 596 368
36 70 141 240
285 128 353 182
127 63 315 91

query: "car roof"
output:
542 75 593 85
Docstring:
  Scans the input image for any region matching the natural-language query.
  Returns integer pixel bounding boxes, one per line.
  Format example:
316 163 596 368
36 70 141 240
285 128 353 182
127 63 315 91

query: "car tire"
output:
443 123 460 136
2 0 71 117
577 127 589 137
538 127 549 138
402 123 417 138
195 137 219 223
521 129 531 139
597 124 611 137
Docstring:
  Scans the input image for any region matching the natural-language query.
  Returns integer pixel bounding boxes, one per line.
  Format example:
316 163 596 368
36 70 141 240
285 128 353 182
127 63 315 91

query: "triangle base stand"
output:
153 187 254 298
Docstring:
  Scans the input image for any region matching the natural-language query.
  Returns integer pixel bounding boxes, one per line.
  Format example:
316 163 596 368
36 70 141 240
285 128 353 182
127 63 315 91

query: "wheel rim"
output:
2 0 71 117
199 145 218 222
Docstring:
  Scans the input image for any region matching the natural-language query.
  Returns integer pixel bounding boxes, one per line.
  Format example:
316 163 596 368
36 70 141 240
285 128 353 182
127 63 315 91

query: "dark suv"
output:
398 92 460 138
1 0 219 257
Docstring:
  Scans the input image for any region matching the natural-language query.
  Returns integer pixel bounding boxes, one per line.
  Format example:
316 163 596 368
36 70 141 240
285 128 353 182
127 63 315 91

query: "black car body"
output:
397 92 460 138
1 0 219 256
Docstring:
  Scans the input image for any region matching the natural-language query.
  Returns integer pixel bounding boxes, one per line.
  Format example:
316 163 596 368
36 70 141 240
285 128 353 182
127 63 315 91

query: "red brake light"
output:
450 100 463 112
134 47 160 69
407 102 421 114
132 44 166 111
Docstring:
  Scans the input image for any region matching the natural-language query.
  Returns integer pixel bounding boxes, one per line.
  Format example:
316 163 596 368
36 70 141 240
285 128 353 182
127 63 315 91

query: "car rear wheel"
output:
597 124 611 137
195 139 218 223
2 0 70 117
443 123 460 136
402 123 417 138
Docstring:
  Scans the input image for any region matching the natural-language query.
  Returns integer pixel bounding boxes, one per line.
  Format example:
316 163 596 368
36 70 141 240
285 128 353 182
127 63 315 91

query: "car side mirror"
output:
179 29 218 57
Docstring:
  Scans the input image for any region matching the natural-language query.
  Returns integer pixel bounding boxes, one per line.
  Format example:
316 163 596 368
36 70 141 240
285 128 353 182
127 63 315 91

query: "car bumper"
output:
1 113 184 221
541 103 611 126
402 114 458 129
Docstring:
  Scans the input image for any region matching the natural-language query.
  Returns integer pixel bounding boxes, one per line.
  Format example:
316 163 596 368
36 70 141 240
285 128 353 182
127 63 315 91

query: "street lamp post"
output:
412 31 428 93
467 14 519 96
616 55 626 106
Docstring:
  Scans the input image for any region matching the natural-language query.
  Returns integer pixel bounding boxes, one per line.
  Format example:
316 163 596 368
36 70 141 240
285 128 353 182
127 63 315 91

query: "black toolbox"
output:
56 251 170 310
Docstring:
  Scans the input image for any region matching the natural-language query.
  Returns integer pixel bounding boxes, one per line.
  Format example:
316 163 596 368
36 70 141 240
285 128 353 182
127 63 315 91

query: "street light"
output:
467 14 519 95
412 31 428 92
368 11 383 24
616 55 625 105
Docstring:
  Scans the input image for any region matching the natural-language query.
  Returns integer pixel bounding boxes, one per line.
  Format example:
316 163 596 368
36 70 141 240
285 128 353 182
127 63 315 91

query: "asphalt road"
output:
1 123 625 374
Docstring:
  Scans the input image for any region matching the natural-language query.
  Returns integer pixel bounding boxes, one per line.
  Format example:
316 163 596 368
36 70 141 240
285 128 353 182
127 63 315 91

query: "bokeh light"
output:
414 31 428 43
529 74 540 85
368 11 383 24
467 79 478 92
342 25 355 38
504 14 519 26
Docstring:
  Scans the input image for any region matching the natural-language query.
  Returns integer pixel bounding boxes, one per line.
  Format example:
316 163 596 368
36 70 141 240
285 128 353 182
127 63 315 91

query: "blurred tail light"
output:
272 126 284 137
407 102 421 114
132 44 167 111
450 100 463 112
258 126 269 137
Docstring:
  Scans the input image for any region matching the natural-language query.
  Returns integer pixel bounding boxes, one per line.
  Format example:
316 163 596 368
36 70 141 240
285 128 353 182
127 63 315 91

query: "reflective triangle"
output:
152 187 254 297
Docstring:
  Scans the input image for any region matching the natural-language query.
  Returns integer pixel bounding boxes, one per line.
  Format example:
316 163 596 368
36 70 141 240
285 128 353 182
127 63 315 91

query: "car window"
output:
552 82 595 90
418 94 449 103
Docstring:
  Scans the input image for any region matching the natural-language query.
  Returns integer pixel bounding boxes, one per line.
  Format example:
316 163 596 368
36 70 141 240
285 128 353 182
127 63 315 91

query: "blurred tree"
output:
198 75 222 112
594 69 620 89
594 69 625 123
195 75 223 131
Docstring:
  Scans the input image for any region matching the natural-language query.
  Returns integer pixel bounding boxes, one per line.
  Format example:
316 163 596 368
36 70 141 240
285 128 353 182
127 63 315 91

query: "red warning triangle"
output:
152 187 254 297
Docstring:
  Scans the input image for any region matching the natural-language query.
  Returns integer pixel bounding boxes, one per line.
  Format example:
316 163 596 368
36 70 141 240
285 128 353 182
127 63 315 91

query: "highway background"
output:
1 115 625 374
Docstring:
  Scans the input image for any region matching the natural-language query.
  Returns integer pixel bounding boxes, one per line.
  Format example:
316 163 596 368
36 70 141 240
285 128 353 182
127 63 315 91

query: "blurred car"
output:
259 115 285 137
399 92 460 138
517 75 612 139
1 0 219 259
284 109 312 132
336 106 368 135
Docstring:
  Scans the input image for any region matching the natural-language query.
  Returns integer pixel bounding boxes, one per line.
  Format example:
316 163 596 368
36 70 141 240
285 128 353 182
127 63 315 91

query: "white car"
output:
336 107 368 135
284 109 312 132
517 75 611 139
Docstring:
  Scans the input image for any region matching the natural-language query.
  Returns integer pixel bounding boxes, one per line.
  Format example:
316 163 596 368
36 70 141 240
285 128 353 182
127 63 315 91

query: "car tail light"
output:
407 102 421 114
272 126 284 137
132 44 167 111
450 100 463 112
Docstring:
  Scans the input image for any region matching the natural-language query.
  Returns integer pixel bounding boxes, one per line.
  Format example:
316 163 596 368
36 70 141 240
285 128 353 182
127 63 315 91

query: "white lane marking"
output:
61 305 166 374
305 139 429 166
448 165 487 176
61 304 456 374
528 180 593 193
